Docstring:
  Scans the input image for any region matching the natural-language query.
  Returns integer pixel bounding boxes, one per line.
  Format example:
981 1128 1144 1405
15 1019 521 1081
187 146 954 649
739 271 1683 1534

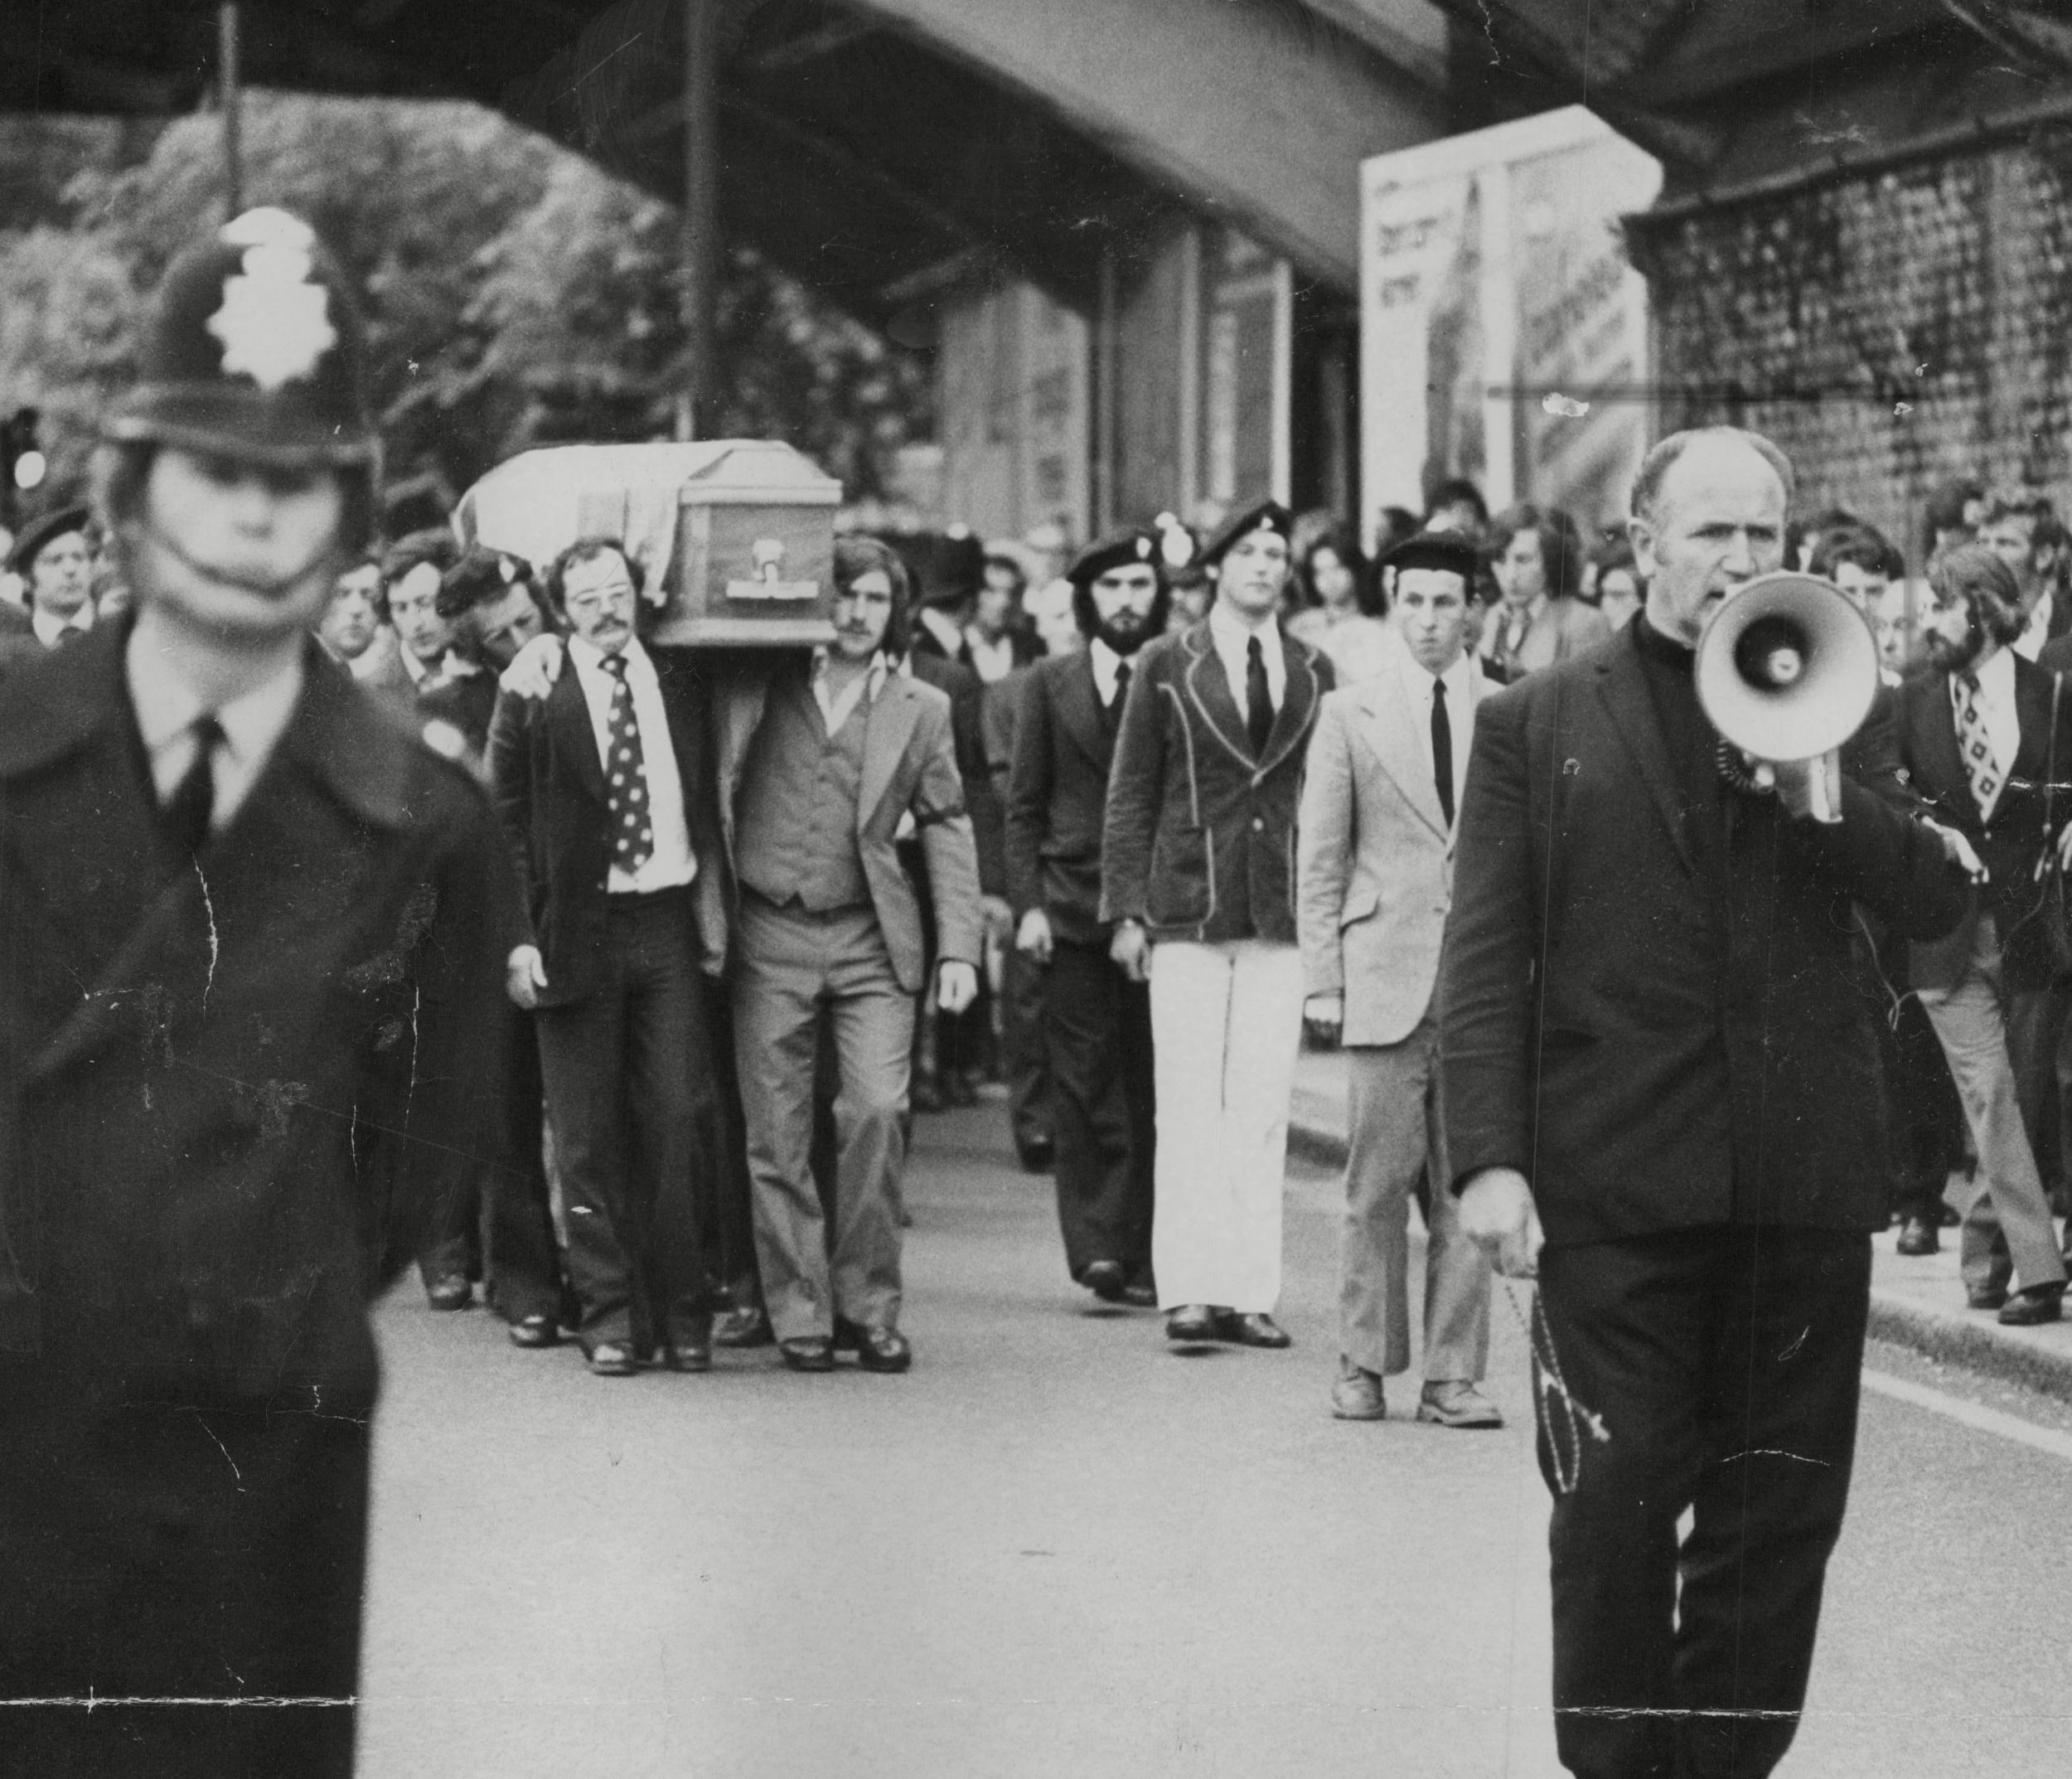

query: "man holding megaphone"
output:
1440 426 1968 1779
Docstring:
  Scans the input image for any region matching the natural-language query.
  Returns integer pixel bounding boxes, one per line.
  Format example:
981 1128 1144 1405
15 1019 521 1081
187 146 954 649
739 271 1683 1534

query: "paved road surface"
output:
356 1104 2072 1778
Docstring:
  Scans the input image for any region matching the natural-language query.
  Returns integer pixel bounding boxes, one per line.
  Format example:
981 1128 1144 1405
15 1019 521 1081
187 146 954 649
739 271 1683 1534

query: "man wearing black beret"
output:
1101 497 1334 1349
1008 527 1169 1307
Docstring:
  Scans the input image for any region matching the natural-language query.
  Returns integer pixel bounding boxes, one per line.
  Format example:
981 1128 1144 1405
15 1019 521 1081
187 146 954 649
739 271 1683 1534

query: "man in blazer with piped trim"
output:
1101 497 1334 1349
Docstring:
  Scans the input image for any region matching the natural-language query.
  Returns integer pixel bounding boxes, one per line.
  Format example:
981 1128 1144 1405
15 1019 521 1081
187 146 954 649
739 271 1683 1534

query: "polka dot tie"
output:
601 654 653 873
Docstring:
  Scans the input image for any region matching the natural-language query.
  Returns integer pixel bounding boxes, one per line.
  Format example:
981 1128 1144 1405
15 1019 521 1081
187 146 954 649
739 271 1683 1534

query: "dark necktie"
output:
1246 635 1273 756
53 622 85 649
1431 677 1455 827
1110 659 1131 717
601 653 654 874
162 714 225 857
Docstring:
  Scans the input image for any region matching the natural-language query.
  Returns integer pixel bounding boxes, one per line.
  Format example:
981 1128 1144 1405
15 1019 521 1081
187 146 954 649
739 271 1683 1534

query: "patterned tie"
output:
601 654 653 873
1431 677 1455 827
1955 671 2001 817
1246 636 1273 756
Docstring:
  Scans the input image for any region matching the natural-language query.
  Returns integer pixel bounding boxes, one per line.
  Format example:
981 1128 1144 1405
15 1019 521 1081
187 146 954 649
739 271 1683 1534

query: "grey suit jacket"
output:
713 658 982 994
1488 594 1611 679
1298 643 1496 1046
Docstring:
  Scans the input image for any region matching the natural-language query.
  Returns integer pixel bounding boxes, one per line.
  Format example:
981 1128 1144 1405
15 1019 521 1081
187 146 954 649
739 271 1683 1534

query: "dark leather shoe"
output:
852 1326 913 1373
1998 1283 2065 1326
778 1335 835 1372
1082 1259 1128 1303
911 1072 947 1113
585 1340 640 1376
426 1273 472 1312
1217 1310 1291 1348
1165 1304 1217 1342
1967 1284 2011 1311
945 1070 978 1108
1017 1136 1056 1173
662 1338 713 1373
713 1304 774 1348
1895 1215 1939 1257
507 1312 559 1349
1121 1282 1159 1309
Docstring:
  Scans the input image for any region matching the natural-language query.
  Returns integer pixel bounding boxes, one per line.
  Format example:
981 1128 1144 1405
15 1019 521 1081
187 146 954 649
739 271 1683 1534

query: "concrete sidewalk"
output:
1287 1047 2072 1403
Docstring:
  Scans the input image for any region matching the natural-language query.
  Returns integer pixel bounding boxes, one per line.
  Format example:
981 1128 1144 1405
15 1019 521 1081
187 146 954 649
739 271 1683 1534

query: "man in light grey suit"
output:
1298 531 1500 1427
721 537 982 1374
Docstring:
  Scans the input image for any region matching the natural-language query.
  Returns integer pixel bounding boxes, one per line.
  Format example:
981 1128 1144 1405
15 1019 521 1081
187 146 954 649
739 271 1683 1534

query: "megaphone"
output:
1695 571 1880 822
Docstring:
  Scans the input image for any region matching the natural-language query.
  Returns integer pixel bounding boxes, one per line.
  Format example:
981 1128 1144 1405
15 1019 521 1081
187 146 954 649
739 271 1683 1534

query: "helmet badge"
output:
206 207 338 392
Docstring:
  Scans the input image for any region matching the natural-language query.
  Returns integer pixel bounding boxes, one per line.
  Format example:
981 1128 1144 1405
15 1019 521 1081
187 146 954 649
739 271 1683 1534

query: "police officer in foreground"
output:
0 207 509 1775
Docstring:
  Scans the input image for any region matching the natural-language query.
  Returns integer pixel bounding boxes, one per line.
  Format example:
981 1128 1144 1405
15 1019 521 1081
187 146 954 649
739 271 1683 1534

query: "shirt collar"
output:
1395 634 1471 703
813 646 888 696
1208 599 1280 658
569 634 649 679
126 628 304 767
31 604 93 648
1964 646 2016 700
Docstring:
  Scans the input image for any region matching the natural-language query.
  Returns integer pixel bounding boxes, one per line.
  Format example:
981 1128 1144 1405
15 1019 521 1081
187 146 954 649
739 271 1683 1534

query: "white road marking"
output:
1861 1367 2072 1463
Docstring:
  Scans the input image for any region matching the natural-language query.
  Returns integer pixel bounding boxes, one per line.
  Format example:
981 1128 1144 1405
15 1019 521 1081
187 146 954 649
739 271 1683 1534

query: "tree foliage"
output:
0 93 932 511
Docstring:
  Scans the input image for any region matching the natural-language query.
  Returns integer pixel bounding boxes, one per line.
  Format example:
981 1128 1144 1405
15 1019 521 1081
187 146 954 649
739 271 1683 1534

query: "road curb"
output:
1865 1291 2072 1403
1288 1113 2072 1405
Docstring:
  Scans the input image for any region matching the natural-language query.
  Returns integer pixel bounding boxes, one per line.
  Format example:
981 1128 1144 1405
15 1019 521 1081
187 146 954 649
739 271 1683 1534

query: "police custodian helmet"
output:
103 207 376 470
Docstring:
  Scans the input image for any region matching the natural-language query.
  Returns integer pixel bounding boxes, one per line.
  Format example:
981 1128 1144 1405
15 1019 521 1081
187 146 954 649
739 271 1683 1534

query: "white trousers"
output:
1148 938 1306 1311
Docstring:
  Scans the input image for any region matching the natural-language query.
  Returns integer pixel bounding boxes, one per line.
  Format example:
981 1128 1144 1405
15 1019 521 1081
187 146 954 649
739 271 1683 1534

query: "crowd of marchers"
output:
9 428 2072 1394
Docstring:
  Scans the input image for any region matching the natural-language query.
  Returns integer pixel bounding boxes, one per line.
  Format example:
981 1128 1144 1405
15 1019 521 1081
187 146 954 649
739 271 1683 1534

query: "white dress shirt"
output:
2015 589 2055 662
1392 640 1474 817
965 627 1017 686
811 647 888 736
567 635 695 894
127 630 303 833
1952 646 2021 818
1208 600 1285 717
31 605 94 649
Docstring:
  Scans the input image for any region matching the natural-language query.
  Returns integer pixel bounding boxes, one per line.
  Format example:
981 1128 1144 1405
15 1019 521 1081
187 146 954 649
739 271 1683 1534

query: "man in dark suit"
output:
487 538 729 1376
414 544 569 1346
1009 528 1167 1308
1102 498 1335 1350
0 208 507 1777
1442 426 1964 1779
0 503 97 661
1896 543 2072 1321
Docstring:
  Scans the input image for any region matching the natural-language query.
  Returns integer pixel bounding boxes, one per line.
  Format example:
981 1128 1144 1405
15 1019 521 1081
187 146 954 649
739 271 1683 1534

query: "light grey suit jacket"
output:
713 659 982 995
1297 641 1496 1046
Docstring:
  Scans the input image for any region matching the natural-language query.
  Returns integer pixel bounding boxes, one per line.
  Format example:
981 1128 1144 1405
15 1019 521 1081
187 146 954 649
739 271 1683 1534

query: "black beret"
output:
1198 497 1292 568
1380 530 1480 584
1067 527 1159 586
7 503 92 574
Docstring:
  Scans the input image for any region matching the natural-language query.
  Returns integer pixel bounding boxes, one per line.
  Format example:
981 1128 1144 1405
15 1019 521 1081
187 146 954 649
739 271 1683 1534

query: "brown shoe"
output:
1329 1360 1387 1422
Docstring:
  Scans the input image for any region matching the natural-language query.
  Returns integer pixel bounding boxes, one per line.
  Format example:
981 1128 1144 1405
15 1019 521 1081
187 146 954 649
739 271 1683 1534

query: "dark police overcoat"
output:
0 623 510 1776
